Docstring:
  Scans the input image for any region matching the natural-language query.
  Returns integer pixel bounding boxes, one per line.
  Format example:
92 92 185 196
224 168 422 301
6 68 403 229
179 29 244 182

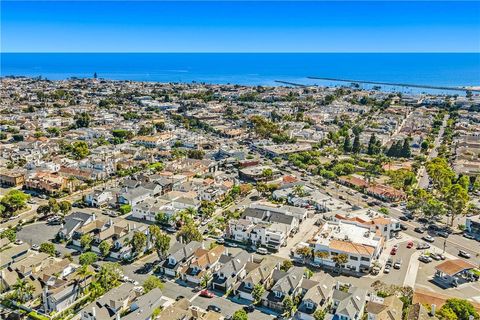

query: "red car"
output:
406 241 414 249
390 247 397 255
200 290 214 298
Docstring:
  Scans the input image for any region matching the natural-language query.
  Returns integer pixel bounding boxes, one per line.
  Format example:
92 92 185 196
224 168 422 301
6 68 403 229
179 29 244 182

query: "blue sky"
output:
2 1 479 52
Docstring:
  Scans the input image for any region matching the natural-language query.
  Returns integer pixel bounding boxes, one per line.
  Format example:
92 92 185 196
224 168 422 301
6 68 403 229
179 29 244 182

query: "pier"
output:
307 76 480 93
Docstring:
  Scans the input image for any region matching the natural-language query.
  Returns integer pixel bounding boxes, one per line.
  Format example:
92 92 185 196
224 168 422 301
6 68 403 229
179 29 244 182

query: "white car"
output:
14 239 24 245
31 244 40 251
256 247 268 255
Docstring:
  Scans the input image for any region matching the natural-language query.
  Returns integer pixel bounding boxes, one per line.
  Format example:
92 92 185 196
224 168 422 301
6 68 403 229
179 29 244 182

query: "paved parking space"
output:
17 221 76 256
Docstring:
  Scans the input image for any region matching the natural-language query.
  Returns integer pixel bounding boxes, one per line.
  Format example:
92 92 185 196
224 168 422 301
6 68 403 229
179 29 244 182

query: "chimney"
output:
42 285 49 313
116 312 121 320
92 306 96 319
336 281 340 290
431 304 436 316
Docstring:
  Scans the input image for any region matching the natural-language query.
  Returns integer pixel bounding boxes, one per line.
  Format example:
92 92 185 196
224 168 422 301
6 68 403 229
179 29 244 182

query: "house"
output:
226 218 288 251
313 221 384 273
296 273 335 320
330 286 368 320
117 187 152 206
24 172 71 195
58 212 96 240
0 169 25 187
261 266 305 311
122 288 166 320
0 243 30 268
159 241 202 277
233 258 277 301
84 190 113 207
43 282 81 313
366 295 403 320
211 250 251 292
180 245 225 285
328 208 401 240
433 259 477 287
80 283 138 319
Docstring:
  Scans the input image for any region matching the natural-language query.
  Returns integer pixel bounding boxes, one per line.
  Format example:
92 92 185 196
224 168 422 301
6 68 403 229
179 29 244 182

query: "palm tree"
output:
314 251 329 266
332 254 349 273
12 278 34 303
75 265 93 293
200 273 212 288
293 185 305 197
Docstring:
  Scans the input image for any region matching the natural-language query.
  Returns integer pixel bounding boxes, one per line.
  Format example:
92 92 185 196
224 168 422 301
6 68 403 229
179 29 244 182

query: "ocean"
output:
1 53 479 93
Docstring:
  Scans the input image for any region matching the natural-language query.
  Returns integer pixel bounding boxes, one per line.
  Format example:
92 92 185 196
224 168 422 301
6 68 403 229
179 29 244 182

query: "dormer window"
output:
245 282 252 289
275 291 282 298
305 301 314 309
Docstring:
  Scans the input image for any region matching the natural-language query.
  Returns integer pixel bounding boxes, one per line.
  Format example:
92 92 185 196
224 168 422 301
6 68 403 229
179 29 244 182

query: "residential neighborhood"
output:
0 77 479 320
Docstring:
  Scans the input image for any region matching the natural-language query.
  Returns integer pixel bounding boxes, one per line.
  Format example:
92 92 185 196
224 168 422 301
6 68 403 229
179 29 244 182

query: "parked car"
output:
14 239 24 245
176 295 185 301
200 290 214 298
400 224 408 231
422 235 435 243
399 216 409 221
243 305 255 313
437 231 449 238
216 238 225 244
31 244 40 251
414 227 426 234
463 233 475 240
417 242 431 250
383 265 391 274
430 253 442 261
418 255 432 263
394 259 402 269
406 241 414 249
459 250 471 259
256 247 268 255
207 305 221 313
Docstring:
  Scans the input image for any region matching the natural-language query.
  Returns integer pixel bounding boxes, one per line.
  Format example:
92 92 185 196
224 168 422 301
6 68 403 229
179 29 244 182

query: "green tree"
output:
0 228 16 242
143 275 164 293
343 135 352 153
252 284 265 304
80 234 93 251
282 295 295 317
79 252 98 266
177 221 203 244
313 309 326 320
401 138 412 158
439 298 479 320
200 273 212 288
280 259 293 271
59 200 72 215
332 253 349 270
12 278 35 303
149 225 170 259
367 133 382 155
71 141 90 159
48 198 60 214
119 204 132 215
232 309 249 320
75 112 91 128
131 231 147 255
99 240 111 257
315 251 329 266
296 246 312 264
96 262 122 291
445 184 470 226
39 242 56 256
1 189 30 216
352 133 361 153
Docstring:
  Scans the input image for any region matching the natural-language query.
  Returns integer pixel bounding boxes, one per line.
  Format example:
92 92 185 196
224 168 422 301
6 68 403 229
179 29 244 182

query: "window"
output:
350 256 358 261
305 301 314 309
275 291 283 298
361 257 370 262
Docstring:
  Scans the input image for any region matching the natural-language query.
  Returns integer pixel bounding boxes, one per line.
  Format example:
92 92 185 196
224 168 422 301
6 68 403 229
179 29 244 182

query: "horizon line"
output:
2 51 480 54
